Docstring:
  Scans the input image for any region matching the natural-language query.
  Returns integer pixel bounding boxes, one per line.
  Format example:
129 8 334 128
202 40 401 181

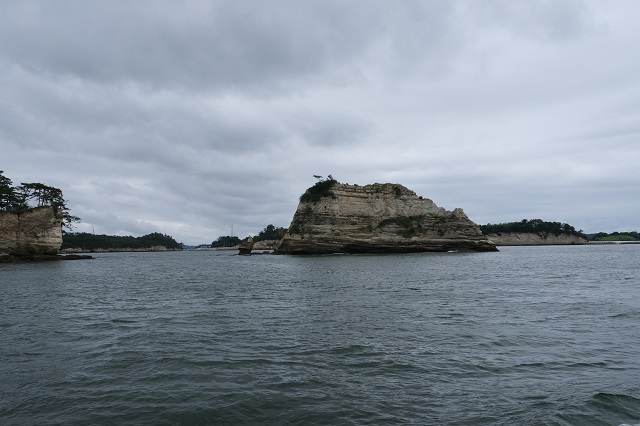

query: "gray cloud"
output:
468 0 596 40
2 0 639 244
0 0 385 94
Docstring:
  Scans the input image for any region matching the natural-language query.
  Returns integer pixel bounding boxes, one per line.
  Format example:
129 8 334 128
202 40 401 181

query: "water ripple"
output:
1 247 640 424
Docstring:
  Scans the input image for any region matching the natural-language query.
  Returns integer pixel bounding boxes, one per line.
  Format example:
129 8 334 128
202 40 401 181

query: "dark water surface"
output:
1 245 640 425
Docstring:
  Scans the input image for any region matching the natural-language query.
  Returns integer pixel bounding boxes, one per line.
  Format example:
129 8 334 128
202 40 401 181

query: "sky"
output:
1 0 639 245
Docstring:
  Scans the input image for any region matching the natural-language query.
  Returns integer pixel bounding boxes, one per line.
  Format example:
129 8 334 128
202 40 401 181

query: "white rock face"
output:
0 206 63 258
276 182 497 254
485 232 588 246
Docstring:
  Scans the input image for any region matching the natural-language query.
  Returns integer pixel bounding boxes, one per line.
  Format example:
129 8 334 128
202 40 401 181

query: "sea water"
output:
1 245 639 425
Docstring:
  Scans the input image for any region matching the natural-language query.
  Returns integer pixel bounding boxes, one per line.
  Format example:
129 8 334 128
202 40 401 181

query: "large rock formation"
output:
0 206 63 260
484 232 588 246
275 181 497 254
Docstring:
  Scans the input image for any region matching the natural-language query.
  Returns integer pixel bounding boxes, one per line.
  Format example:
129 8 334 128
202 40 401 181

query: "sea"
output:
1 245 639 425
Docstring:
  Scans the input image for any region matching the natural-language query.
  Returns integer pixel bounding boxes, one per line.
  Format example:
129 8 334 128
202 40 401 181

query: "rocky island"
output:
480 219 588 246
483 233 587 245
0 206 68 261
1 171 89 261
275 179 497 254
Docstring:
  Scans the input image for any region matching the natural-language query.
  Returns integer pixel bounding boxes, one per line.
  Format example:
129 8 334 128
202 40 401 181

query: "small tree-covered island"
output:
480 219 589 245
212 224 287 249
61 232 182 252
274 178 498 254
0 170 84 261
589 231 640 242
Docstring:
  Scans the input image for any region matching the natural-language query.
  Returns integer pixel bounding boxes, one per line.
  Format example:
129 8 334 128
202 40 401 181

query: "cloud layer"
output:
2 0 639 244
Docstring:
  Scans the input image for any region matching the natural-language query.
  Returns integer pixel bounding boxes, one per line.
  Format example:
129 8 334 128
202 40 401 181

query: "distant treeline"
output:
588 231 639 241
62 232 182 250
211 224 287 247
480 219 586 238
211 236 242 247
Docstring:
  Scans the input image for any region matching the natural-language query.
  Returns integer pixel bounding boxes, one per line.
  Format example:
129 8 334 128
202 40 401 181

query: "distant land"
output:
211 224 287 249
58 223 639 253
479 220 638 245
479 219 588 245
480 219 586 238
479 220 640 245
61 232 182 252
57 214 640 253
586 231 640 242
68 225 638 252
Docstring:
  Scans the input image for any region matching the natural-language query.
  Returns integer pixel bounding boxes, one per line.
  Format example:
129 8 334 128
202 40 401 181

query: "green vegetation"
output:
289 224 301 235
435 213 457 224
62 232 182 250
480 219 586 238
211 235 242 247
0 171 20 211
378 215 425 229
0 170 80 229
211 224 287 247
299 176 338 203
254 224 287 241
377 215 425 238
590 231 639 241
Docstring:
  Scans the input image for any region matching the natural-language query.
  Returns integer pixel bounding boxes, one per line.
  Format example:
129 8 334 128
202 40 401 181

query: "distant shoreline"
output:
587 240 640 245
61 246 181 253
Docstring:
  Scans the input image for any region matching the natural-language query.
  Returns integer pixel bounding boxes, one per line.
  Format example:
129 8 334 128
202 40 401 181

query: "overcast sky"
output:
2 0 639 244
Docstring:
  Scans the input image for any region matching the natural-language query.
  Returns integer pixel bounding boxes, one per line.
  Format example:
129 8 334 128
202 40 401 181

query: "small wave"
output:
609 311 640 319
339 358 424 374
110 318 137 323
593 392 640 403
435 312 464 318
326 344 376 355
563 361 608 369
515 361 548 368
589 392 640 420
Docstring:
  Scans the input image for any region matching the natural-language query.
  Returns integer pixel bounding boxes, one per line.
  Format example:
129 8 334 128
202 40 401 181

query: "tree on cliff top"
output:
0 170 81 229
0 171 21 211
300 175 338 203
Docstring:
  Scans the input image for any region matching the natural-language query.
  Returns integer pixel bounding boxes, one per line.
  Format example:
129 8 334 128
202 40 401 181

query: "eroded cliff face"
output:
0 206 63 259
484 232 588 246
276 182 497 254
